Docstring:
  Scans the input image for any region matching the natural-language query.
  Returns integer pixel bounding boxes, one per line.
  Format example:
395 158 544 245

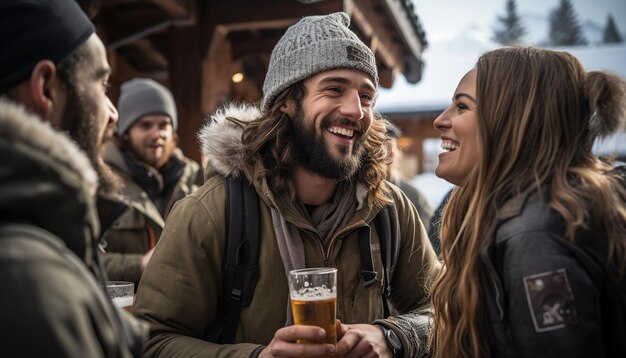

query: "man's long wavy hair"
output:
431 46 626 358
240 81 392 208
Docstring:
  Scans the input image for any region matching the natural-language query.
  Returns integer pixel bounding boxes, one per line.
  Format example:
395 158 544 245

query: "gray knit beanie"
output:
117 78 178 136
261 12 378 110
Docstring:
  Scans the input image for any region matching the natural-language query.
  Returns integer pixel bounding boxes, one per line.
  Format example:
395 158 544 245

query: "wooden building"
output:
81 0 428 163
381 108 439 176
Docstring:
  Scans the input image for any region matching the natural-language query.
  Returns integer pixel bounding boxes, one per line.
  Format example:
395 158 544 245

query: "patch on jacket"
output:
523 269 578 332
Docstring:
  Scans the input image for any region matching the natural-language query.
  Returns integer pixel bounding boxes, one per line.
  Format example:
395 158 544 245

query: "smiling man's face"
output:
290 68 376 179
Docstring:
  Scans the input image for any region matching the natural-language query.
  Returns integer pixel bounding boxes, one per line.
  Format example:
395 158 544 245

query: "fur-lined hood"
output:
197 102 391 211
0 98 99 262
198 103 261 179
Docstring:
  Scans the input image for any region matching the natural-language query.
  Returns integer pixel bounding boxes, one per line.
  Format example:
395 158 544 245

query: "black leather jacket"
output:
479 189 626 358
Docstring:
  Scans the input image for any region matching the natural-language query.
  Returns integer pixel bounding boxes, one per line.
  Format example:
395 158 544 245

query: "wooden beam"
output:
380 0 424 60
378 66 395 89
350 1 404 74
207 0 343 26
149 0 195 26
202 35 233 114
101 8 172 50
168 24 203 163
133 39 168 68
231 33 284 60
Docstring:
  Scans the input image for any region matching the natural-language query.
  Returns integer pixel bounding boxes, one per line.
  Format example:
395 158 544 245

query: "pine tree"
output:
603 15 623 43
548 0 588 46
493 0 527 45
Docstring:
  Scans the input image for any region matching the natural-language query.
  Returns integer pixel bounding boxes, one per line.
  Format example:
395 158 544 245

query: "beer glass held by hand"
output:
288 267 338 352
106 281 134 312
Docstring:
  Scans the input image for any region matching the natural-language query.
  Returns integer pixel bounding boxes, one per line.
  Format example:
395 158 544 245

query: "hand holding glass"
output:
288 267 338 355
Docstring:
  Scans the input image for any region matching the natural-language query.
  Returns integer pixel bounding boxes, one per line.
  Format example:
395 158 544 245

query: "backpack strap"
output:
357 228 378 287
372 204 400 317
376 205 400 296
355 204 400 318
215 176 260 344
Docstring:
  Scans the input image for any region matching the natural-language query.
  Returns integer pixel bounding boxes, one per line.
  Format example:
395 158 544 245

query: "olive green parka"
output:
101 144 202 284
134 103 441 357
0 99 147 357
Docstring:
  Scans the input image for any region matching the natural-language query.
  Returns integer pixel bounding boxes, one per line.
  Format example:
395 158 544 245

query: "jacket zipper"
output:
319 220 366 266
329 222 369 308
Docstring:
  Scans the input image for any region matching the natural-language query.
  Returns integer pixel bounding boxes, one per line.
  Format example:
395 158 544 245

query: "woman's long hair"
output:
240 81 392 208
431 46 626 358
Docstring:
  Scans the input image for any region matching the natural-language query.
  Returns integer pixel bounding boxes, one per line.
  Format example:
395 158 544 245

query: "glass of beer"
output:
288 267 337 355
105 281 134 312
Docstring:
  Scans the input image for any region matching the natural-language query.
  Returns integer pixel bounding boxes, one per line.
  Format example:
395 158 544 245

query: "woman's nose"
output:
433 108 451 132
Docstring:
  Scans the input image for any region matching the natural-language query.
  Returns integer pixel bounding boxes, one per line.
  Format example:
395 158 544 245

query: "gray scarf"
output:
271 180 361 324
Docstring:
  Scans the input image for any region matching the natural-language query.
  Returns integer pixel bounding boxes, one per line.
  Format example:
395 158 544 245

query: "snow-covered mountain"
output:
377 9 625 113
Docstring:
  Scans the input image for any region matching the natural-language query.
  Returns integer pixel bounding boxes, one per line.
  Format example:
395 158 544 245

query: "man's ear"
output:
28 60 65 124
280 99 296 117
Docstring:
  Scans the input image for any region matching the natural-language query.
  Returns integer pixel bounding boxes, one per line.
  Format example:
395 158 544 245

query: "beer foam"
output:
291 285 336 300
112 296 133 309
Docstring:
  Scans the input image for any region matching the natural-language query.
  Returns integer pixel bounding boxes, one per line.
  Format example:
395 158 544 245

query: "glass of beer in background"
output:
105 281 134 312
288 267 337 355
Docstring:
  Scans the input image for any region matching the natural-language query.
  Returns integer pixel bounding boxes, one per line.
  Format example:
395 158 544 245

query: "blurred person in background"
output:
0 0 146 356
431 46 626 357
101 78 202 284
385 121 434 229
426 188 451 257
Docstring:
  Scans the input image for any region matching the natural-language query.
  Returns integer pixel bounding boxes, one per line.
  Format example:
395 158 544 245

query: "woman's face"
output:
433 68 478 186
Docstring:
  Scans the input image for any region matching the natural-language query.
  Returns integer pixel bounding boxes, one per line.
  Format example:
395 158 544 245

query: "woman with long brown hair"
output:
431 46 626 357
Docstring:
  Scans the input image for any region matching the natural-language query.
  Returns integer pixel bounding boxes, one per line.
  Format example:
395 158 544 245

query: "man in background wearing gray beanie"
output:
101 78 202 285
135 12 439 358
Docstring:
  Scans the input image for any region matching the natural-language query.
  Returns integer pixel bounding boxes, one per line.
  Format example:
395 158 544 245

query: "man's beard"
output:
290 103 365 180
60 85 121 197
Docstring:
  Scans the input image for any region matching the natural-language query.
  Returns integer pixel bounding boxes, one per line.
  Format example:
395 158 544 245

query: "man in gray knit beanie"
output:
262 11 378 110
133 12 439 358
100 77 202 285
116 78 178 136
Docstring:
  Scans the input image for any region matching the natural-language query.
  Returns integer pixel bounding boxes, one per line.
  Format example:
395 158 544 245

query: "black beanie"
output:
0 0 95 94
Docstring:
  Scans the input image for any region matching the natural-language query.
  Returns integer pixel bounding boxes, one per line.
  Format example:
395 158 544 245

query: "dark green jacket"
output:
101 144 202 284
0 98 147 357
134 103 441 358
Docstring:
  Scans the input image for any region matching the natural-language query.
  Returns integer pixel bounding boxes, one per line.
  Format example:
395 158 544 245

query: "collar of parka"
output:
0 98 100 263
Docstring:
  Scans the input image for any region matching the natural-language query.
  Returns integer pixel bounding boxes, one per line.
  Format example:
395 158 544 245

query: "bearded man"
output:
134 12 440 358
0 0 146 356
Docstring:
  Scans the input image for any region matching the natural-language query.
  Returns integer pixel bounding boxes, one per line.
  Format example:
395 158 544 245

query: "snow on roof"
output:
376 43 626 114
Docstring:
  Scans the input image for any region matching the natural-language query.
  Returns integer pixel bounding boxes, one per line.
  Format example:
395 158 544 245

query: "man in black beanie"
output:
0 0 146 356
